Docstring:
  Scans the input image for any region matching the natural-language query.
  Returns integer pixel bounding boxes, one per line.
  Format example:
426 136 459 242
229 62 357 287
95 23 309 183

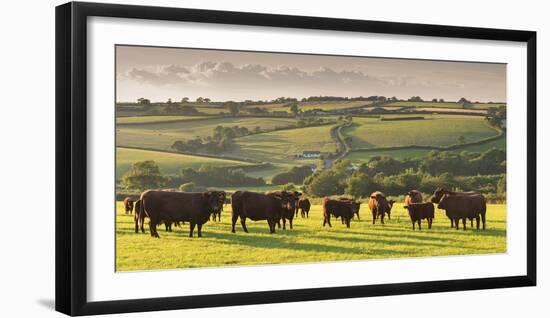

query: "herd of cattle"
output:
122 187 487 238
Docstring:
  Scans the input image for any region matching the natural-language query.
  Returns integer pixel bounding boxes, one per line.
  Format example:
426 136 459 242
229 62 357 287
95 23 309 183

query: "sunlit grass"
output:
116 202 506 271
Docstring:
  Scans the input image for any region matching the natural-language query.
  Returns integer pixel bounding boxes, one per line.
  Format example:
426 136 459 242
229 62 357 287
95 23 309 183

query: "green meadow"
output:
116 147 252 179
343 115 500 149
116 116 296 150
116 202 506 271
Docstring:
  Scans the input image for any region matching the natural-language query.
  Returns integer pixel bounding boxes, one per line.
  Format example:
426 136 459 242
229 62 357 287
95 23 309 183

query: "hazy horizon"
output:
116 45 506 103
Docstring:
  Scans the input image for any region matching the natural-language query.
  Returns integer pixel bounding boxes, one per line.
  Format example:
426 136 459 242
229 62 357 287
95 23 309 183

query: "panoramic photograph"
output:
115 45 507 272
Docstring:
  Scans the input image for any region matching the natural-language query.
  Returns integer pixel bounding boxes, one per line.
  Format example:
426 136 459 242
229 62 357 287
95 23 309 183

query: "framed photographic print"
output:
55 1 536 316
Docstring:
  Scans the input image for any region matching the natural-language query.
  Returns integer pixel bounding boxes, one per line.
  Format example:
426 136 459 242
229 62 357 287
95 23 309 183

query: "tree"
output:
137 97 151 105
289 102 300 116
167 98 172 104
203 98 211 103
432 98 438 102
181 97 189 103
439 98 445 103
225 102 240 116
346 173 378 198
120 160 164 191
196 97 204 103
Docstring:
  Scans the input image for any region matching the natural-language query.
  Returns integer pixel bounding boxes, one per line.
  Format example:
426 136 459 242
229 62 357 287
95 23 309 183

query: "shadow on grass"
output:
205 231 411 256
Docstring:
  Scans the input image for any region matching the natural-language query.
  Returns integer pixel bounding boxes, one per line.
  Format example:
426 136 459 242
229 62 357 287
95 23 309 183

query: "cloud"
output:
122 61 385 90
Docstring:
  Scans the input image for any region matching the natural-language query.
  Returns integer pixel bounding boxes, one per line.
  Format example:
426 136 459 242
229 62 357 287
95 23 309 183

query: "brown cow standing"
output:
139 190 224 238
437 192 487 230
430 188 485 229
123 197 134 215
368 191 391 224
404 202 435 230
210 191 226 222
274 191 301 230
323 198 354 228
297 197 311 218
231 191 293 233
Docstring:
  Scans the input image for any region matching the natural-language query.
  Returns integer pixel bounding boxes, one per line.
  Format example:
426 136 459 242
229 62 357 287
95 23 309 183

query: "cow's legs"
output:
372 211 377 224
462 218 467 230
428 218 433 229
217 212 221 222
455 218 460 230
189 222 196 237
380 214 385 225
481 212 486 230
412 220 415 230
231 214 238 233
470 218 474 227
345 217 350 228
267 219 275 234
356 212 360 221
149 221 159 238
289 218 293 229
475 216 480 230
240 217 249 233
282 217 286 230
418 220 422 231
197 223 203 237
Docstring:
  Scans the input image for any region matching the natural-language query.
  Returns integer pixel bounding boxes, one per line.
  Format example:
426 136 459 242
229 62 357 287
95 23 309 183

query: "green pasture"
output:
116 115 207 124
385 101 505 109
116 147 252 179
342 115 500 149
116 202 506 271
226 124 338 164
116 116 297 150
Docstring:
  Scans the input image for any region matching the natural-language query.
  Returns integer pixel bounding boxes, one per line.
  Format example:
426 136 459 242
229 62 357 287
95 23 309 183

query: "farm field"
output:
227 124 339 164
116 115 208 124
385 101 505 109
116 147 252 179
116 116 297 150
116 202 506 271
342 115 500 149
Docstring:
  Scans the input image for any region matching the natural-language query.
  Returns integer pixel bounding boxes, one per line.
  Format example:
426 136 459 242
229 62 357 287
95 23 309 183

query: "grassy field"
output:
116 115 207 124
227 124 338 164
116 117 297 150
385 101 505 109
344 135 506 163
116 147 252 179
116 202 506 271
342 115 500 149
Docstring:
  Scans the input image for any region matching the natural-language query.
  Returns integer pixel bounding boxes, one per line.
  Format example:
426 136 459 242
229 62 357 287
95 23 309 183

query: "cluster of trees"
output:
179 166 265 187
120 160 165 190
171 125 252 154
303 148 506 199
486 105 506 129
119 161 266 191
271 166 314 185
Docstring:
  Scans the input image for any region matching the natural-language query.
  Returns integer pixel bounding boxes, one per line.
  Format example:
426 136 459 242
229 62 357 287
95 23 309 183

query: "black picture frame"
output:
55 1 537 316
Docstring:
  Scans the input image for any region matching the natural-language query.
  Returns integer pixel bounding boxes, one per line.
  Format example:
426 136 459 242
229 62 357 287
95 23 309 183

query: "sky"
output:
116 45 506 103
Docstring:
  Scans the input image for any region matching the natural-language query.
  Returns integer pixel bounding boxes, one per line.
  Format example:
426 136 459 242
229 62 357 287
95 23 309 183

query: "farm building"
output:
302 151 321 158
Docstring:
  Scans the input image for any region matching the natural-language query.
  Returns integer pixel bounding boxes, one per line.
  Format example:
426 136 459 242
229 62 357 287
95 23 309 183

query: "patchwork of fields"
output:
115 108 505 180
116 202 506 271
